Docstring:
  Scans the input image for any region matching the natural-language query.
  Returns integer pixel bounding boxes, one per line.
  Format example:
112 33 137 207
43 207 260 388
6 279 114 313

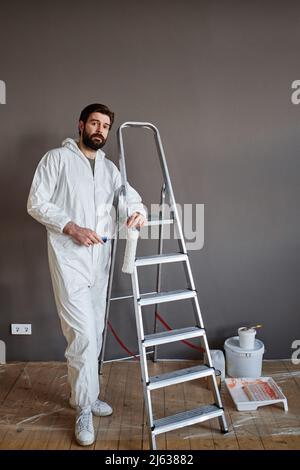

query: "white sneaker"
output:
91 399 113 417
75 408 95 446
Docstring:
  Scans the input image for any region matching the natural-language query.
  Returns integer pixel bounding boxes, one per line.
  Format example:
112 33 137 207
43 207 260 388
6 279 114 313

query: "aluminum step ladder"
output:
99 122 228 450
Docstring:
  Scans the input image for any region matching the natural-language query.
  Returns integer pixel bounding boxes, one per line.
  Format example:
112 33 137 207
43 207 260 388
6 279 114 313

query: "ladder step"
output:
152 404 224 435
148 364 214 390
145 215 174 226
143 326 204 347
139 289 196 306
135 253 187 267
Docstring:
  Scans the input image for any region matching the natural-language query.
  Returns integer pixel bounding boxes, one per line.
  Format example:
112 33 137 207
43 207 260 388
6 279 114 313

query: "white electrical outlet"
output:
11 324 32 335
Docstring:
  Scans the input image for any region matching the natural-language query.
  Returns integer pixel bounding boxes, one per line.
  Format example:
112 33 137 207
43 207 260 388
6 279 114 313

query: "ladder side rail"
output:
201 332 228 432
117 125 129 200
131 266 155 437
152 129 187 255
131 268 149 385
99 190 122 375
183 264 196 291
153 184 166 362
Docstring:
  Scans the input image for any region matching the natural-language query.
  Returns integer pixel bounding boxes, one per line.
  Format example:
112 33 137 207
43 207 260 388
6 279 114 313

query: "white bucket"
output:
224 336 264 378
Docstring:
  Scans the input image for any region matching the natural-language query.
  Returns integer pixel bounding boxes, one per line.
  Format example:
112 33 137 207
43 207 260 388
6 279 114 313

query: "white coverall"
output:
27 138 146 408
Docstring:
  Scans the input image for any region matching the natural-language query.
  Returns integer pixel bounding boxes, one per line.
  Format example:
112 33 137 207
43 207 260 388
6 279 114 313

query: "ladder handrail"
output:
117 121 188 254
117 122 160 203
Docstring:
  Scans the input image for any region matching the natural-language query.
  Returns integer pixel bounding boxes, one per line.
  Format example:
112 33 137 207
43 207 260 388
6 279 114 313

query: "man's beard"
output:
82 128 106 150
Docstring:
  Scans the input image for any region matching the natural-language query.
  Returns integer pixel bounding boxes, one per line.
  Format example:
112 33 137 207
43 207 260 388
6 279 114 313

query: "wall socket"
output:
11 324 32 335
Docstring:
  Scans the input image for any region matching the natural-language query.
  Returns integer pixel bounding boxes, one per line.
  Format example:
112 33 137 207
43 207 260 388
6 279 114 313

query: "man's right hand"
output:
63 222 104 247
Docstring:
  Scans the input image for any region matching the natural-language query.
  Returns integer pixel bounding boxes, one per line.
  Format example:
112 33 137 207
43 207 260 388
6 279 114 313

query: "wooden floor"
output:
0 360 299 450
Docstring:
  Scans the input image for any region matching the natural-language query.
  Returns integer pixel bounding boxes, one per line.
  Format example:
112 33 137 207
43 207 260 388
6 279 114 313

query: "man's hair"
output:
78 103 115 134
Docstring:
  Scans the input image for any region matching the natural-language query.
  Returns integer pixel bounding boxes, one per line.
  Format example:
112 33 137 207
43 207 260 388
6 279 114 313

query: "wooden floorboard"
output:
0 363 64 450
118 360 144 450
0 360 299 450
94 361 129 450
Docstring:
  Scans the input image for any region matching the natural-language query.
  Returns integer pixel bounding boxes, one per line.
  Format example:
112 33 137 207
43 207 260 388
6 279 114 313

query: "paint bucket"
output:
224 336 264 378
238 327 256 349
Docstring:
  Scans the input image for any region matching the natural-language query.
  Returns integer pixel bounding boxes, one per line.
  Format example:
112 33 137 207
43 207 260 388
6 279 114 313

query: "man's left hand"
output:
127 212 146 229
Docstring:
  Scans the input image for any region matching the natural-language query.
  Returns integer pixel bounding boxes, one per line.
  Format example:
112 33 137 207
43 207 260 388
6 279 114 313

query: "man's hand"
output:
63 222 104 247
127 212 146 229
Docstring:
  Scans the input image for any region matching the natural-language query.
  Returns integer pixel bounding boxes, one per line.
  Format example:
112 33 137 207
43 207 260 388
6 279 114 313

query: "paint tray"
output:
225 377 288 411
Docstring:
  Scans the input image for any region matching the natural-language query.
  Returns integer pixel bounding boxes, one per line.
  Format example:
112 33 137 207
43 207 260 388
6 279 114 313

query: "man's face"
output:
79 112 111 150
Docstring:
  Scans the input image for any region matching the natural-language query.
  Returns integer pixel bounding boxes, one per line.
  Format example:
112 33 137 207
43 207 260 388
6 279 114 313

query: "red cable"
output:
108 321 139 360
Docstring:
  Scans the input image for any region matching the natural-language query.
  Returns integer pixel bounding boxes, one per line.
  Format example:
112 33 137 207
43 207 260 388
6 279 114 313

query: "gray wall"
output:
0 0 299 360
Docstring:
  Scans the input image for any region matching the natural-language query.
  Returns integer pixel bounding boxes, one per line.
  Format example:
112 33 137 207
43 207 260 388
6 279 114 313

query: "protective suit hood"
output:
62 137 105 161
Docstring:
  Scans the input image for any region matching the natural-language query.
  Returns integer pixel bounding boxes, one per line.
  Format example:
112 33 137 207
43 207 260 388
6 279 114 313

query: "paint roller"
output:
122 227 140 274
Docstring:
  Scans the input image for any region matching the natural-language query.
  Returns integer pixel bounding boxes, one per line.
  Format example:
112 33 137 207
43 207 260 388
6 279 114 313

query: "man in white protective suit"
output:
27 103 146 446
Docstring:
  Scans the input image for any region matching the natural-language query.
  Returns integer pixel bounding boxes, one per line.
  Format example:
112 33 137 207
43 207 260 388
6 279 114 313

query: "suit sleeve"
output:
27 151 71 233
